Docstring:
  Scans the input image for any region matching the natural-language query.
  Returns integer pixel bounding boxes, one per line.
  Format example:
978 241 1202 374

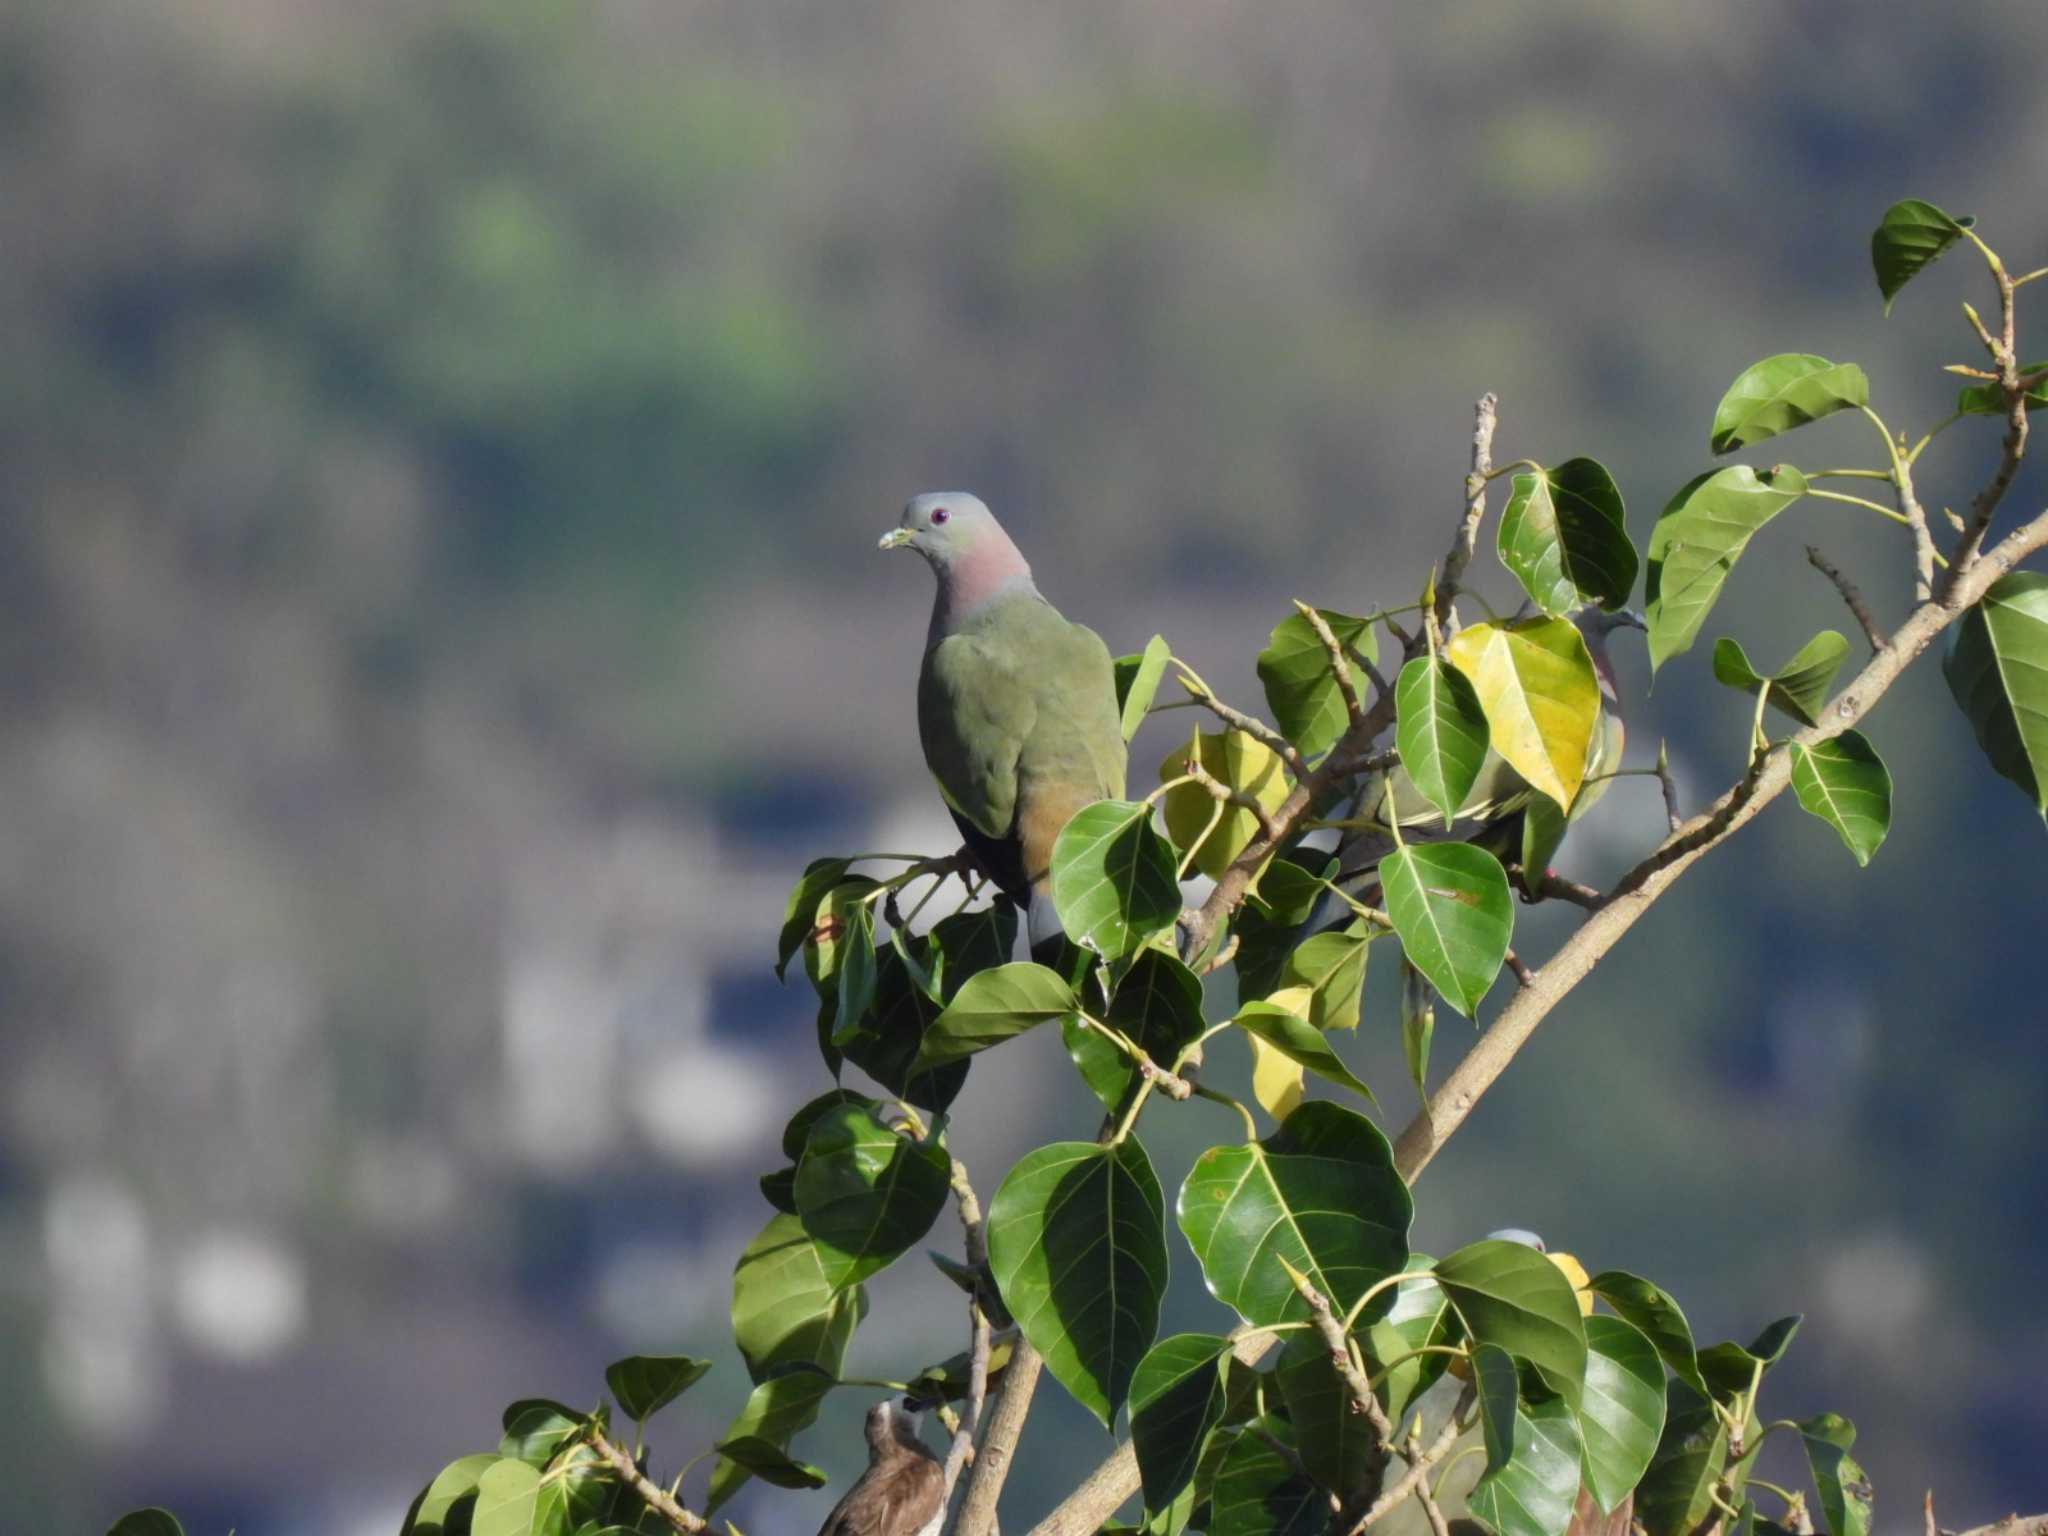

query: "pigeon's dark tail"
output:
949 809 1030 904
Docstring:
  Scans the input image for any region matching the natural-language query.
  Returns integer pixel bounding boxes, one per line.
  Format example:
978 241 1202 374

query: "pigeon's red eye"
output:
929 507 950 525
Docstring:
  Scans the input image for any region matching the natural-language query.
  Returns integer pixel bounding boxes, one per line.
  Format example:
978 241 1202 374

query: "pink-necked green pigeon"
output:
880 493 1126 947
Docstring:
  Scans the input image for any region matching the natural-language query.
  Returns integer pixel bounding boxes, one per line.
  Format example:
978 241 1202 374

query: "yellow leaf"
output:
1248 1032 1305 1121
1262 984 1317 1018
1444 618 1601 809
1158 728 1293 886
1547 1250 1595 1317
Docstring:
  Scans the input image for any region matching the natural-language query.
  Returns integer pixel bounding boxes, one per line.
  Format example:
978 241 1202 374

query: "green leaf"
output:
1709 355 1870 455
1129 1334 1234 1513
1159 728 1293 882
711 1436 830 1490
930 903 1021 996
473 1458 571 1536
1497 458 1638 616
1712 631 1850 727
1871 198 1971 314
917 962 1081 1068
1276 927 1370 1033
1445 617 1602 808
1697 1316 1803 1399
1274 1328 1378 1502
730 1211 866 1383
1118 636 1175 740
1399 960 1435 1107
408 1453 501 1535
841 944 969 1114
795 1101 951 1290
1467 1355 1584 1536
1395 656 1492 827
1381 842 1513 1018
1248 857 1333 926
988 1138 1168 1426
1050 800 1184 962
778 859 854 981
1178 1101 1411 1327
108 1514 186 1536
1208 1416 1328 1536
910 1334 1019 1404
1944 570 2048 821
1644 465 1809 672
828 899 879 1047
1432 1240 1588 1413
604 1356 711 1425
1579 1315 1667 1515
1257 608 1379 761
1788 732 1892 867
803 879 880 999
1065 949 1208 1112
1586 1271 1707 1397
1365 1258 1453 1429
500 1400 583 1467
1232 1001 1377 1107
1958 364 2048 416
1636 1380 1728 1536
707 1367 841 1511
1798 1414 1872 1536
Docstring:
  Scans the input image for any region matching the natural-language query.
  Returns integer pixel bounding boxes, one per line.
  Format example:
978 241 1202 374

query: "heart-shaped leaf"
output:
1579 1315 1667 1515
1871 198 1972 314
1257 608 1379 761
795 1101 951 1289
731 1211 867 1383
707 1363 848 1513
498 1399 582 1467
1117 635 1174 741
1208 1416 1327 1536
1944 570 2048 821
1159 728 1293 882
1710 355 1870 455
1365 1258 1454 1430
472 1457 570 1536
1178 1101 1411 1327
1788 732 1891 866
842 944 969 1113
988 1138 1168 1426
1233 999 1377 1107
1064 949 1208 1112
1798 1414 1872 1536
1712 631 1850 727
918 962 1081 1067
711 1436 830 1491
407 1454 501 1536
1051 800 1184 961
1497 458 1638 616
778 859 856 981
827 898 879 1047
1467 1349 1584 1536
1274 1328 1380 1502
1380 842 1513 1018
1276 928 1371 1032
1635 1380 1728 1536
1645 465 1809 672
1396 655 1492 826
1446 617 1602 808
604 1356 712 1425
1129 1334 1234 1513
1586 1271 1706 1396
1432 1239 1589 1412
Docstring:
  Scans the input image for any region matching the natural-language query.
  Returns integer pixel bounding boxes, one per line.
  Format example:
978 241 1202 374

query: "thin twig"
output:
1183 757 1284 841
940 1159 994 1512
1284 1268 1392 1447
1349 1391 1471 1535
1436 392 1501 636
1182 677 1312 779
1201 933 1241 976
1654 742 1684 835
1948 257 2032 587
588 1428 708 1534
1805 545 1888 651
1412 1475 1454 1536
1297 602 1367 729
1531 874 1606 912
1504 950 1537 988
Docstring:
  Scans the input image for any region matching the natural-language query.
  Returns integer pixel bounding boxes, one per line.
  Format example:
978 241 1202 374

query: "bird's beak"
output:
1613 607 1648 633
878 527 916 551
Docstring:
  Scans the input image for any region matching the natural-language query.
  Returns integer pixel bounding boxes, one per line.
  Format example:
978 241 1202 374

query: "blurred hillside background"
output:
4 2 2046 1532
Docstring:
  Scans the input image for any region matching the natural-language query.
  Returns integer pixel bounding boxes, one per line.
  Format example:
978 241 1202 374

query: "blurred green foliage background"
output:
2 2 2044 1533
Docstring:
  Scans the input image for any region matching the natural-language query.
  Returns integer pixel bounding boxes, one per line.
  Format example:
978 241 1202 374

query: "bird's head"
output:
879 492 1005 572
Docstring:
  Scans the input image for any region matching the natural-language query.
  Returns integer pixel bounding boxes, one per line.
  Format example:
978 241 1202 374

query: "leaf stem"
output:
1807 468 1892 481
1365 1344 1469 1388
1804 486 1913 526
1189 1082 1260 1141
1339 1269 1411 1333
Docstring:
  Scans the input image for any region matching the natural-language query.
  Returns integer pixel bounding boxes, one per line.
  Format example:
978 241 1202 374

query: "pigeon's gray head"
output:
879 492 1005 573
1487 1227 1548 1252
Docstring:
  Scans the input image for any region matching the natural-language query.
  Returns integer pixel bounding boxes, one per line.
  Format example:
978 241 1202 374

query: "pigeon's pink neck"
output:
933 534 1036 636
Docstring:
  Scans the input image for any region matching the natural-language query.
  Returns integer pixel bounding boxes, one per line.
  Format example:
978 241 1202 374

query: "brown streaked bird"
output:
815 1400 946 1536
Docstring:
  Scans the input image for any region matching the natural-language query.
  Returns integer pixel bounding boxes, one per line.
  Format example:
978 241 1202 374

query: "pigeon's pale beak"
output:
878 527 916 551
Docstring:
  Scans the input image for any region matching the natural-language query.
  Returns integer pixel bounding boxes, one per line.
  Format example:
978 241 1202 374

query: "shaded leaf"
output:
1586 1272 1706 1397
1871 198 1971 314
918 962 1081 1067
605 1356 711 1425
1258 608 1378 761
408 1453 501 1535
909 1334 1018 1405
1710 356 1869 455
707 1365 846 1512
1178 1101 1411 1327
1160 728 1293 883
1798 1414 1872 1536
1277 929 1370 1032
795 1101 951 1290
1446 618 1602 808
711 1436 829 1490
1396 656 1492 825
1788 733 1892 867
1944 570 2048 821
473 1458 570 1536
1050 800 1184 962
1711 631 1850 727
778 858 855 981
1636 1380 1728 1536
1497 458 1638 616
1365 1258 1454 1429
500 1400 583 1467
842 943 969 1114
1275 1327 1379 1502
1579 1315 1667 1515
1129 1333 1234 1513
1248 1030 1307 1121
1399 959 1435 1107
1118 636 1174 741
1468 1356 1584 1536
1248 857 1334 927
827 898 879 1047
1644 466 1809 672
108 1514 187 1536
1209 1416 1328 1536
731 1211 866 1383
1432 1240 1588 1413
1697 1316 1803 1400
1064 949 1207 1112
1381 842 1513 1018
987 1138 1168 1427
1233 999 1377 1107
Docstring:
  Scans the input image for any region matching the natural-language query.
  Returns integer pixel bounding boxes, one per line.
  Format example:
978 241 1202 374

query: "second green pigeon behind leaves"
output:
880 493 1128 953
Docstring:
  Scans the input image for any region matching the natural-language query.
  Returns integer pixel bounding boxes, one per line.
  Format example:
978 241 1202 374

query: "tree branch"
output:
940 1159 995 1516
1297 601 1368 730
1804 544 1888 651
588 1428 708 1534
953 1342 1043 1536
1947 258 2030 586
1349 1391 1471 1535
1437 392 1501 636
